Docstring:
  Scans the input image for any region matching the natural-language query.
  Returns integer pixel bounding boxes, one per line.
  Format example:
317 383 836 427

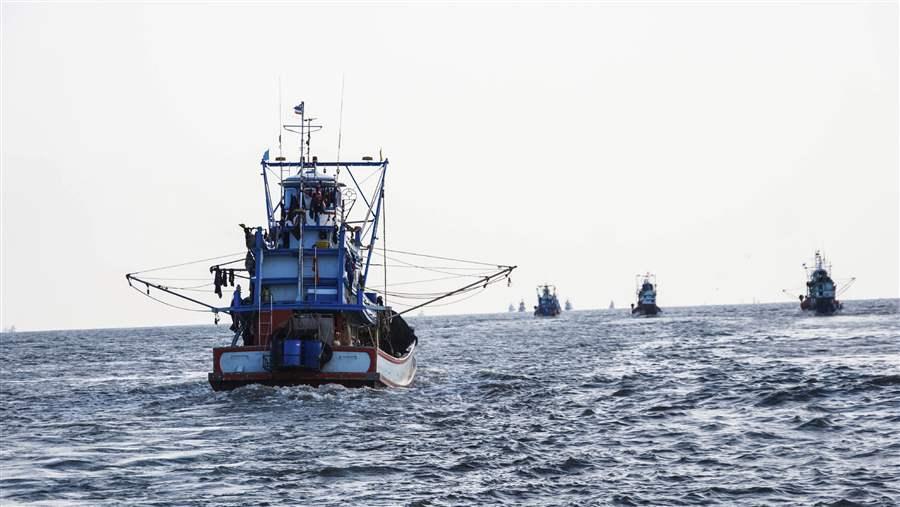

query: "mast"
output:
295 102 305 302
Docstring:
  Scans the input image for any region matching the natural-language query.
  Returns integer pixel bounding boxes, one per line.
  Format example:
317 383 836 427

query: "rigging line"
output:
370 290 454 299
143 273 252 284
157 282 215 290
360 169 385 240
420 287 488 307
367 263 495 271
336 74 345 163
344 167 374 215
357 168 380 185
375 275 508 299
397 268 513 316
128 285 212 313
168 287 221 293
129 252 245 275
374 274 483 287
390 287 491 309
138 276 213 281
372 275 502 294
382 183 387 305
366 277 500 294
374 287 488 309
278 76 283 159
127 274 228 313
837 278 857 296
377 248 510 268
368 249 486 265
209 258 247 268
377 252 486 278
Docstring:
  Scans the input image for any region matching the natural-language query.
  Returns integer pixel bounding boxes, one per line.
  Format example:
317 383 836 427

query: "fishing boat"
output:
608 300 615 310
797 251 853 315
518 300 526 312
564 299 573 311
508 303 515 312
534 284 562 317
126 102 515 390
631 273 661 316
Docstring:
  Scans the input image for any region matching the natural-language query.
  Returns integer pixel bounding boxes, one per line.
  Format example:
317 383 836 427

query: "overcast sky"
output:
2 2 897 331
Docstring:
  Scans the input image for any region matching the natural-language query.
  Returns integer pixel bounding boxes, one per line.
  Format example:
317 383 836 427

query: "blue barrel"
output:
302 340 323 369
282 339 302 368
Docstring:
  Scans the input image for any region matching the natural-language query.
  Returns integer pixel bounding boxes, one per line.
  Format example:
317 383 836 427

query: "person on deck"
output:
287 206 303 243
229 285 242 332
310 187 324 222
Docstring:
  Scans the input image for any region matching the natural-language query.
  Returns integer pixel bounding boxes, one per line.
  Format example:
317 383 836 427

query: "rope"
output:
379 248 509 267
367 264 491 271
387 286 488 309
138 276 214 281
372 274 485 288
372 251 491 278
129 285 214 313
367 273 507 301
129 252 245 275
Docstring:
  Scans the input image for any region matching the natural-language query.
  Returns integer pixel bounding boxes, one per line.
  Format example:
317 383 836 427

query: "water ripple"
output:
1 300 898 505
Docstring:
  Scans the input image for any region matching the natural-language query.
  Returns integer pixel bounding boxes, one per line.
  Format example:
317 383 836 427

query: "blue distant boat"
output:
631 273 661 316
534 284 562 317
798 251 854 315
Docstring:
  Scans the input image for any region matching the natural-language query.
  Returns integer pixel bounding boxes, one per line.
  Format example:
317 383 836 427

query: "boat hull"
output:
208 342 417 391
632 303 660 316
801 297 841 315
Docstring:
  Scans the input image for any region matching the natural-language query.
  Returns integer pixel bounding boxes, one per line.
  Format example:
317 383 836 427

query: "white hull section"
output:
376 342 417 387
214 344 416 387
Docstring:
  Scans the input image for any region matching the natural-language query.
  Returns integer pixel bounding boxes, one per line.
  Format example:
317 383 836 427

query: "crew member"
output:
229 285 242 332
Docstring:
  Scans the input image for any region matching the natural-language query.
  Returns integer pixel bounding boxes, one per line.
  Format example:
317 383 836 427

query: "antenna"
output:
336 74 345 165
278 76 283 159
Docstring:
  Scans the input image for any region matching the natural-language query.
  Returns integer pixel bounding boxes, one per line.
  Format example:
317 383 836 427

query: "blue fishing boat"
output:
564 299 573 311
798 251 853 315
534 284 562 317
126 102 515 390
631 273 661 316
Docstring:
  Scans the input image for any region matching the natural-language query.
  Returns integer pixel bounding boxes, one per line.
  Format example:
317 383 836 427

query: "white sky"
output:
1 2 898 331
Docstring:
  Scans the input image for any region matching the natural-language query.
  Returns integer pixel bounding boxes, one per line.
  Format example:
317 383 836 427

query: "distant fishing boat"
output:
518 300 526 312
564 299 573 311
508 303 515 312
631 273 661 316
1 325 15 333
534 284 562 317
608 300 615 310
797 251 854 315
126 101 515 390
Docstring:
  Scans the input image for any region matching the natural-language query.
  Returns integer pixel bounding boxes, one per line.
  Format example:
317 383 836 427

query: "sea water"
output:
1 300 898 505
